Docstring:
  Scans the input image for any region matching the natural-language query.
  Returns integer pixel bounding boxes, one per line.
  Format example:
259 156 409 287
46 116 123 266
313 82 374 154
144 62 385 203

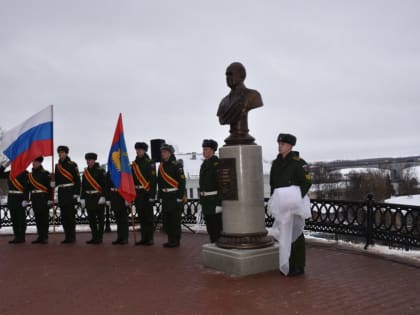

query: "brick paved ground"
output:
0 231 419 315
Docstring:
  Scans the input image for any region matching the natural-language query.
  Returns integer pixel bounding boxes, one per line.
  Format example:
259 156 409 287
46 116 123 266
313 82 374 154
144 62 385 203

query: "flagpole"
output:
50 104 56 237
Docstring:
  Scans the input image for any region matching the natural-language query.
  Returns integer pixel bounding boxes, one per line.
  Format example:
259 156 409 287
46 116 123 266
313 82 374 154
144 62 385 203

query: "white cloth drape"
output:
268 186 311 275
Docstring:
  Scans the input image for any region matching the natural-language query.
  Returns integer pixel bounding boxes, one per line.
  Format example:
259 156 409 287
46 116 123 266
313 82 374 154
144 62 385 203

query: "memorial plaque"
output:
218 158 238 200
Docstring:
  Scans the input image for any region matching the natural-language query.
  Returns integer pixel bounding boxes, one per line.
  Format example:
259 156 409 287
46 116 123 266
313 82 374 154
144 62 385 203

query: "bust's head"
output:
226 62 246 89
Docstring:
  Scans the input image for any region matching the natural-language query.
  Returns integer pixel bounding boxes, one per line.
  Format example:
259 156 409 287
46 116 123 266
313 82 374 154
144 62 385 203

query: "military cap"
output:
277 133 297 146
202 139 218 151
34 156 44 163
135 142 148 151
160 144 175 154
57 145 69 153
85 152 98 160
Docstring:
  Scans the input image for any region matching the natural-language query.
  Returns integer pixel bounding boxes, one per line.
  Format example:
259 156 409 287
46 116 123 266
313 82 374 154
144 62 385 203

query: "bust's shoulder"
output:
244 88 263 108
244 87 260 96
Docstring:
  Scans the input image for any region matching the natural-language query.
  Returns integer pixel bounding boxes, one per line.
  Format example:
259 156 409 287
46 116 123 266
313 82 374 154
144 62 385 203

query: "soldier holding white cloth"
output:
268 133 312 276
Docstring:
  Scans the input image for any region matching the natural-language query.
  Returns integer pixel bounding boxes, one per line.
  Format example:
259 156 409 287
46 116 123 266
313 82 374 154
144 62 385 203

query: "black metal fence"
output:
1 195 419 250
304 194 420 249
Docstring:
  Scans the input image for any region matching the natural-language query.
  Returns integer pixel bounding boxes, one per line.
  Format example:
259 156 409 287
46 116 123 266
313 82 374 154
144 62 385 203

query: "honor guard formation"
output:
1 64 311 276
1 133 312 276
0 140 224 249
0 132 312 276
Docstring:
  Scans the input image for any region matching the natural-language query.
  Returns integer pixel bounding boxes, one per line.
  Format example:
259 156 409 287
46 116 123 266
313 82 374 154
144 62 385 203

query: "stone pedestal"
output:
216 145 273 249
202 243 279 276
201 145 275 276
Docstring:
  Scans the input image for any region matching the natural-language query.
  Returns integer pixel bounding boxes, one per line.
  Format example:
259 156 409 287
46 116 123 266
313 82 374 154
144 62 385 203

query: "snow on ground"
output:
267 228 420 263
304 232 420 263
385 194 420 206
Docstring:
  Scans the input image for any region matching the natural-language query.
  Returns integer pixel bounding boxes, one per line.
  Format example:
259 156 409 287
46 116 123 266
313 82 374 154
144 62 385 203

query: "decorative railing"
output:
0 194 419 250
304 194 420 249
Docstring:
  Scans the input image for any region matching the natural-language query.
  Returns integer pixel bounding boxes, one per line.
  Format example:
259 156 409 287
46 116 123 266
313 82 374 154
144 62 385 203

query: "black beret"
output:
57 145 69 153
160 144 174 154
34 156 44 163
135 142 148 151
277 133 297 146
85 152 98 160
202 139 218 151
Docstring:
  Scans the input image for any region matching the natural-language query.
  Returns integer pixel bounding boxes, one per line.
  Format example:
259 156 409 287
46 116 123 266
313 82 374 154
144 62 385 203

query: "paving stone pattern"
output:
0 232 419 315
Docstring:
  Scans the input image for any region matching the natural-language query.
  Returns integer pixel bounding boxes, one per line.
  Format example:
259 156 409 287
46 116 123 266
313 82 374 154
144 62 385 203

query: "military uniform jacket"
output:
157 155 186 200
0 167 29 205
270 151 312 197
55 157 81 195
199 155 221 211
28 166 51 197
132 154 157 198
81 163 107 199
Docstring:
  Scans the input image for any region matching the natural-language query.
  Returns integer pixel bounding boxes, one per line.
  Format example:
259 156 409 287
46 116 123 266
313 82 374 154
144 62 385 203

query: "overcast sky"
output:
1 0 419 168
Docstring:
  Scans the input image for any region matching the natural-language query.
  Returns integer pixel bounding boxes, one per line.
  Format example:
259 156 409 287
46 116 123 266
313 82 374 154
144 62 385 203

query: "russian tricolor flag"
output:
107 113 136 202
1 105 53 177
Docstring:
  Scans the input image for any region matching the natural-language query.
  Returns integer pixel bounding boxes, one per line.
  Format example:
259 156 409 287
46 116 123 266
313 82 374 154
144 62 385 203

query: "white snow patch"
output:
385 194 420 206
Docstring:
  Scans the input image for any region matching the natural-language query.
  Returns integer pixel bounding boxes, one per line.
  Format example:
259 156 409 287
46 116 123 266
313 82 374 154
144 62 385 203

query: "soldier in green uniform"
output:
199 139 222 243
157 144 186 248
132 142 157 246
0 164 29 244
53 145 81 244
269 133 312 276
80 153 107 244
28 156 51 244
106 172 129 245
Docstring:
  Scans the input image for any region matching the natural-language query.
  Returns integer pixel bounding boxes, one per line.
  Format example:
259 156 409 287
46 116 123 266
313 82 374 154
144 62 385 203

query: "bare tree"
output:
345 169 394 202
311 167 344 199
398 168 419 195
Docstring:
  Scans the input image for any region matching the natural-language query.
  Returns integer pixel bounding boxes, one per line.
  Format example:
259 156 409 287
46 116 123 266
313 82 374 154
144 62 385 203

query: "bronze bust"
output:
217 62 263 146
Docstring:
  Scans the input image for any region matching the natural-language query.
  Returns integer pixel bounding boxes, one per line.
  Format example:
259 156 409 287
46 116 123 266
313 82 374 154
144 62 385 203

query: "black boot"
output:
288 267 305 277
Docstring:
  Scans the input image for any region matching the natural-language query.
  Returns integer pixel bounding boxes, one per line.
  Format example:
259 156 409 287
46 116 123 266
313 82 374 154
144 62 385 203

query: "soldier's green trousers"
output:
289 233 305 268
8 194 27 241
135 190 154 242
161 195 182 244
58 187 76 241
111 191 128 242
86 195 105 242
204 213 222 243
32 193 50 241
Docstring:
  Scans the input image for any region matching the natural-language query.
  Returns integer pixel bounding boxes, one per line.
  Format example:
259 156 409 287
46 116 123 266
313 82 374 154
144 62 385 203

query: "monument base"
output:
202 243 279 276
218 145 272 249
216 231 273 249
